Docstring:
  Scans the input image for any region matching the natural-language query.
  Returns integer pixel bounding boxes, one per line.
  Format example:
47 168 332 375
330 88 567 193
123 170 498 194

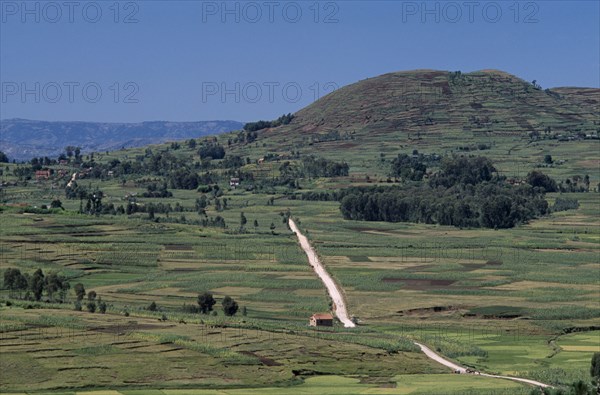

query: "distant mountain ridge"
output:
0 119 244 161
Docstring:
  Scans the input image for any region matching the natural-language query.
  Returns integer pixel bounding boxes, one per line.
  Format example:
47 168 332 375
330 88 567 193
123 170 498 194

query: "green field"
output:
1 70 599 394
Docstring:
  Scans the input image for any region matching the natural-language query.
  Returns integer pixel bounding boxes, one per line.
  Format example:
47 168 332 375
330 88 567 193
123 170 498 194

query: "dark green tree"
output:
3 268 28 298
98 299 107 314
197 292 216 314
591 352 600 379
44 273 68 302
526 170 558 192
240 212 247 230
50 199 63 209
74 283 86 301
29 269 45 301
222 296 239 316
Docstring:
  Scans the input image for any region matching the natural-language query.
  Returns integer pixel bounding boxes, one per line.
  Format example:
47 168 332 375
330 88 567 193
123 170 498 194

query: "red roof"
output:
311 313 333 320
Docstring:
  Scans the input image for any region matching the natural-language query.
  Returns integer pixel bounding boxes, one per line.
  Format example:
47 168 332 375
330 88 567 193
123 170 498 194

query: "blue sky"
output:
1 0 598 122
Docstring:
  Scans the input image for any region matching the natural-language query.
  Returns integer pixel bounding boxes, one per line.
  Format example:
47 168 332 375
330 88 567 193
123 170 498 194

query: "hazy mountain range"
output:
0 119 244 161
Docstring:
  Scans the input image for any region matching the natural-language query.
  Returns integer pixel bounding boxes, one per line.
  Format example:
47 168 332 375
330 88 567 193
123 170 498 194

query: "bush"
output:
86 301 96 313
148 301 157 311
552 197 579 212
592 352 600 378
222 296 239 316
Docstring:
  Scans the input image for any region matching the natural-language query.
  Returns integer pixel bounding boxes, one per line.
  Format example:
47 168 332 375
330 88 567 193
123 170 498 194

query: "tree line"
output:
3 268 69 302
243 113 294 132
340 156 552 229
181 292 240 316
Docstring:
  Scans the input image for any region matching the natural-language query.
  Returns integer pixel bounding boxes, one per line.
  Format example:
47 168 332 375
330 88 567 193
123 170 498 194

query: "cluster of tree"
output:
54 146 228 194
141 182 173 198
3 268 70 302
61 146 83 164
13 166 34 180
340 183 548 229
390 153 427 181
77 189 105 215
429 156 497 188
557 175 592 193
195 195 208 213
243 113 294 132
229 130 258 145
297 191 340 201
456 143 491 151
65 182 91 200
30 157 57 170
168 168 202 190
222 155 245 169
198 143 226 160
552 197 580 212
302 156 349 178
340 157 553 229
526 171 558 192
0 151 9 163
72 284 106 313
183 292 239 316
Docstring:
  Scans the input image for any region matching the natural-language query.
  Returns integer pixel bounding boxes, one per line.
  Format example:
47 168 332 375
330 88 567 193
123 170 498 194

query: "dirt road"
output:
415 342 550 388
289 218 550 388
288 218 356 328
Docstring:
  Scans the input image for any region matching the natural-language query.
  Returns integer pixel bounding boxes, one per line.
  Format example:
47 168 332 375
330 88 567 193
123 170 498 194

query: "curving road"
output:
289 217 551 388
288 218 356 328
415 342 550 388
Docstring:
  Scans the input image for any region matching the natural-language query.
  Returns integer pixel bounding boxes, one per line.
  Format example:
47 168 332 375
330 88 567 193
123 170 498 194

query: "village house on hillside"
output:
309 313 333 327
35 170 51 180
229 177 240 188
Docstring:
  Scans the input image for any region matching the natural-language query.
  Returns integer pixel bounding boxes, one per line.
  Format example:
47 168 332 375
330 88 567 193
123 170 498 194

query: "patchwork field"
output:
1 98 599 392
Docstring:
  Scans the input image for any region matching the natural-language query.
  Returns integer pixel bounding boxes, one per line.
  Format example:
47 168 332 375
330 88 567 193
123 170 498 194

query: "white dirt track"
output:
289 218 551 389
288 218 355 328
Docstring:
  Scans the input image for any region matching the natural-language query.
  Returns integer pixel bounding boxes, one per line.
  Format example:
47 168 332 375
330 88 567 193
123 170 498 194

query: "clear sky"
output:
1 0 598 123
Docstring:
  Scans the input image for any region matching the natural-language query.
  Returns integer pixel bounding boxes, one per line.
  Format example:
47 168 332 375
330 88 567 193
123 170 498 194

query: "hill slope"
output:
0 119 244 161
257 70 598 150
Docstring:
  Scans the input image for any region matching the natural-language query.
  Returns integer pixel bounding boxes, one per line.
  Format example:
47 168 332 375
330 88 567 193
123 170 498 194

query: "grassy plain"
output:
1 86 599 392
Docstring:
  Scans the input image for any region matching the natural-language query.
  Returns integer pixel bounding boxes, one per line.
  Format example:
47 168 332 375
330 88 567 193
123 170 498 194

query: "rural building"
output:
309 313 333 327
35 170 51 180
229 177 240 188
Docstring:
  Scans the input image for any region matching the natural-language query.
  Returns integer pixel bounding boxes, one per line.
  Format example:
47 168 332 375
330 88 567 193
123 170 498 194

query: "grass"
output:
0 94 599 392
0 374 531 395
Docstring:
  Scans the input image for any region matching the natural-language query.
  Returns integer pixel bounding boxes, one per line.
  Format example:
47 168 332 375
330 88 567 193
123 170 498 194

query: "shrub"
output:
222 296 239 316
552 197 579 212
